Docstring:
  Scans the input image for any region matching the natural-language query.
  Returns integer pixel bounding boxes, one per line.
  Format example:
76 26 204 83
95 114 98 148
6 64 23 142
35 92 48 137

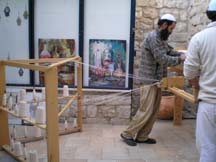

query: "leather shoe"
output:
135 138 156 144
120 133 137 146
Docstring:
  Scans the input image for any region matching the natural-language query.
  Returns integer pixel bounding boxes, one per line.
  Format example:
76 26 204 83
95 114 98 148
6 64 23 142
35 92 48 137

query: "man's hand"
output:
180 53 186 62
188 77 199 89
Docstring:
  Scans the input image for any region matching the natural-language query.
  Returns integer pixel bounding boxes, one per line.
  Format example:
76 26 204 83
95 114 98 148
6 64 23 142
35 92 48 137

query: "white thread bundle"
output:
7 94 13 110
19 101 27 117
73 118 77 128
63 85 69 97
10 138 15 151
24 126 28 137
2 93 7 107
64 120 68 129
35 106 45 124
19 89 26 101
28 150 39 162
35 127 41 137
14 142 23 156
41 87 46 100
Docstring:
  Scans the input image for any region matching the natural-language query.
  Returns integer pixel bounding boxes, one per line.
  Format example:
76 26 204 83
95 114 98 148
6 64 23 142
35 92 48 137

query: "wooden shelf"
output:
0 57 83 162
2 145 26 162
0 107 46 129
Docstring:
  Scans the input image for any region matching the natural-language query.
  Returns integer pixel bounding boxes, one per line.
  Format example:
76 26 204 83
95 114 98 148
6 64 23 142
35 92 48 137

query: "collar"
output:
207 21 216 28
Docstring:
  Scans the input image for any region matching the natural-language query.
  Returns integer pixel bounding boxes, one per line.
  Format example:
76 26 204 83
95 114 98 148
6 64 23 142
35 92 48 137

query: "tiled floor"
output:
0 120 199 162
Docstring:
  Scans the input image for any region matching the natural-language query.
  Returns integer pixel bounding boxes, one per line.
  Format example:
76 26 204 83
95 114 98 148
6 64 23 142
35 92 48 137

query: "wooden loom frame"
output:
161 67 198 126
0 57 83 162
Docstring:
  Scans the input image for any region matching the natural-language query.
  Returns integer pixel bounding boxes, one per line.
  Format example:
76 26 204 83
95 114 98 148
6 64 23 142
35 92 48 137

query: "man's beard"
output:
160 27 171 40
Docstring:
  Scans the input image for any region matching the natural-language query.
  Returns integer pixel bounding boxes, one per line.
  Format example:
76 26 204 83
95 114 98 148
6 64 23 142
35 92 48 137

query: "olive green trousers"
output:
122 84 161 141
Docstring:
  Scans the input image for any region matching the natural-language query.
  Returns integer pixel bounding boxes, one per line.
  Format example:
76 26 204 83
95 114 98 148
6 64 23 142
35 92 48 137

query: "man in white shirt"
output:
184 0 216 161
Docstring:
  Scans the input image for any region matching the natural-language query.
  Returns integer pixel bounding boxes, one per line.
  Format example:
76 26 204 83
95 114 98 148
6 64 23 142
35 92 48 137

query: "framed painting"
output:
89 39 126 88
38 39 75 86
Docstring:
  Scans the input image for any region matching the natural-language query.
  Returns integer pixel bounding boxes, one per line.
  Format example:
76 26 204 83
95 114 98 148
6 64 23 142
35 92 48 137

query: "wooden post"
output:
77 59 83 131
174 95 184 125
45 67 59 162
0 62 10 147
169 77 184 126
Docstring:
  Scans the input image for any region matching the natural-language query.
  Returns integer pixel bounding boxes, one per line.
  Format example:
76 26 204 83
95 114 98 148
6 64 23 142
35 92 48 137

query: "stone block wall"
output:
60 92 131 125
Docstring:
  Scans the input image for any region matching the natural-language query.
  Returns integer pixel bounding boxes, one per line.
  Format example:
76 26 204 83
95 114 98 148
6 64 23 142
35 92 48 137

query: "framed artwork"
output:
38 39 75 86
89 39 126 88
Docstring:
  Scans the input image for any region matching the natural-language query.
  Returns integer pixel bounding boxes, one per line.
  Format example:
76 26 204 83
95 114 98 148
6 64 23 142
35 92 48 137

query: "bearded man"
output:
120 14 186 146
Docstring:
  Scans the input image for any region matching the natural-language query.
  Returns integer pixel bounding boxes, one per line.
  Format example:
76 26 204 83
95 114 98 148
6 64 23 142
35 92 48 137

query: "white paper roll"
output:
28 150 39 162
32 89 37 101
14 142 23 156
19 89 26 101
73 118 77 128
10 138 15 151
35 106 45 124
2 93 7 107
35 127 41 137
13 126 16 139
24 126 28 137
7 94 13 110
14 104 19 115
19 101 27 117
64 120 68 129
41 87 46 100
63 85 69 97
23 146 28 160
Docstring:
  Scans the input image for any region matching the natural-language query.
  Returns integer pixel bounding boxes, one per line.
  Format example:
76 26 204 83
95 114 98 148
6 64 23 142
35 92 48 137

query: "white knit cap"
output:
208 0 216 11
160 14 176 22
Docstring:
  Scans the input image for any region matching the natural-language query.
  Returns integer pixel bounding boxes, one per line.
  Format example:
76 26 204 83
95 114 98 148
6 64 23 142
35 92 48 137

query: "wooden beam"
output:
0 107 46 129
168 87 196 104
58 94 78 117
0 64 10 147
12 57 80 64
48 56 80 68
2 145 26 162
59 127 81 136
12 58 68 64
45 67 59 162
3 60 48 72
77 58 83 131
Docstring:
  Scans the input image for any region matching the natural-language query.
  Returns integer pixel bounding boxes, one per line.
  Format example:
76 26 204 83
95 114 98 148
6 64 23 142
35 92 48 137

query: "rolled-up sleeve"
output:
184 36 201 79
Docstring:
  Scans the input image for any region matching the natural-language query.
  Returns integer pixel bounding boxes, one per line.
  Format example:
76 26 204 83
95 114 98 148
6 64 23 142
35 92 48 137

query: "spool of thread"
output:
23 145 28 160
63 85 69 97
19 89 26 101
14 104 19 115
13 125 17 139
2 93 7 107
35 127 41 137
14 142 23 156
28 150 39 162
7 94 13 110
19 101 27 117
24 126 28 137
32 89 37 101
73 118 77 128
41 87 46 100
10 137 15 151
35 106 45 124
64 120 68 130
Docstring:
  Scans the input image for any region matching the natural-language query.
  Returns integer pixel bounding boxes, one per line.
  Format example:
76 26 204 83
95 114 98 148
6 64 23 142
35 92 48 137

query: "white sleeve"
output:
183 35 201 80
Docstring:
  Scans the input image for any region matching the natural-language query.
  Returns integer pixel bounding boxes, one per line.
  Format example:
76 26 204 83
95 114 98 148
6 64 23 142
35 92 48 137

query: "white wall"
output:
0 0 30 84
